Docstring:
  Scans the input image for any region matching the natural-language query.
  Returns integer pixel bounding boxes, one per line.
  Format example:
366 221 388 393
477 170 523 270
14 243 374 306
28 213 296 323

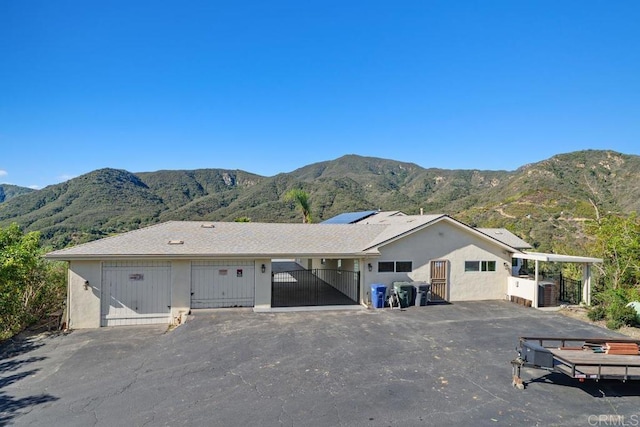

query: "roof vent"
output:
201 224 215 228
168 240 184 245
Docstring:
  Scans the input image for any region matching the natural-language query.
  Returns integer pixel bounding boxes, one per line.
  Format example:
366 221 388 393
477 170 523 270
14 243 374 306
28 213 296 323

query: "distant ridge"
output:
1 150 638 252
0 184 35 203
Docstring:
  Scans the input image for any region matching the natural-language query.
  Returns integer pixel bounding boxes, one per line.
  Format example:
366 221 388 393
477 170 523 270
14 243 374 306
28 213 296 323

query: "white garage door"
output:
191 261 255 308
101 261 172 326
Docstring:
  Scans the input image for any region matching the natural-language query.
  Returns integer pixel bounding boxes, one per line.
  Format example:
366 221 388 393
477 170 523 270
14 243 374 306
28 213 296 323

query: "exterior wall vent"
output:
201 224 215 228
168 240 184 245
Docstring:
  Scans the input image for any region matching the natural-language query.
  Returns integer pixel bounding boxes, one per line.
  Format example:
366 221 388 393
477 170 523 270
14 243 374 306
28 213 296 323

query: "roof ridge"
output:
48 220 175 254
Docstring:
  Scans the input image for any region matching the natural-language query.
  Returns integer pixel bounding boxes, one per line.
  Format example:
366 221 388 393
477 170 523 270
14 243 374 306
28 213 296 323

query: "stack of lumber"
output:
604 342 640 355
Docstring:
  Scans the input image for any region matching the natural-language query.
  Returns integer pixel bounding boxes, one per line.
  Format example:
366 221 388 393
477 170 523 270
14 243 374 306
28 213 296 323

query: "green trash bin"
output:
393 282 415 308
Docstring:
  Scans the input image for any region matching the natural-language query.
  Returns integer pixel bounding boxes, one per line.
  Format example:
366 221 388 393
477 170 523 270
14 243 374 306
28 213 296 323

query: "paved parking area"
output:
2 301 639 426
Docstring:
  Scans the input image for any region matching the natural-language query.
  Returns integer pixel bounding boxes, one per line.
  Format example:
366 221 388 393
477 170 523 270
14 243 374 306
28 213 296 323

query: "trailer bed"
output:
550 348 640 380
511 337 640 388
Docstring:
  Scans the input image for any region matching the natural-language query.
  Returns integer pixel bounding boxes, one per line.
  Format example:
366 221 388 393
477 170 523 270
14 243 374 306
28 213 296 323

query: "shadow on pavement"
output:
0 335 59 425
526 372 640 397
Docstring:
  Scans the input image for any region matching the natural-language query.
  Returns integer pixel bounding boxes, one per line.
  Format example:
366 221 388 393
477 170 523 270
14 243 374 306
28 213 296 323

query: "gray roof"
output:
46 221 388 259
475 228 532 249
46 217 523 260
358 214 446 248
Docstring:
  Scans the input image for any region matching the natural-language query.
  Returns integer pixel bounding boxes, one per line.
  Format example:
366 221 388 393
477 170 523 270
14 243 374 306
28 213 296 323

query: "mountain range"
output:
1 150 639 252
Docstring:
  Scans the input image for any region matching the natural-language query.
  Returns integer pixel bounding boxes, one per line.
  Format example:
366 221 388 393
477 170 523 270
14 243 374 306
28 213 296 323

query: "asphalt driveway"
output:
2 301 639 426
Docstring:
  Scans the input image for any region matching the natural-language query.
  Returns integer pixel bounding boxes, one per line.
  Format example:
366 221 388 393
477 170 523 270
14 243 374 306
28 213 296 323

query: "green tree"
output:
586 213 640 328
588 213 640 291
0 223 66 340
284 189 312 223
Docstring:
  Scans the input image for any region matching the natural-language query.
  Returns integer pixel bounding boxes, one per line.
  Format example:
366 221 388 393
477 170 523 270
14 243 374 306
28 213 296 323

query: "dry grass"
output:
558 305 640 339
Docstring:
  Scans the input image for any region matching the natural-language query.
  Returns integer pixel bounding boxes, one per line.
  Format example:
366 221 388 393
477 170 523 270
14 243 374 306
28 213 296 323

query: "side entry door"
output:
430 260 448 301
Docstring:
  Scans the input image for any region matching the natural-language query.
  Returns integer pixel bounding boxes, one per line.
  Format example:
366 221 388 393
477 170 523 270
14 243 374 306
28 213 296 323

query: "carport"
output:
508 252 603 308
270 261 361 307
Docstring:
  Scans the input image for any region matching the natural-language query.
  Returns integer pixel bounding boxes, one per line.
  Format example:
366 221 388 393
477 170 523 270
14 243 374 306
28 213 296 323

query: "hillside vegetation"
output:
0 184 35 203
1 150 639 252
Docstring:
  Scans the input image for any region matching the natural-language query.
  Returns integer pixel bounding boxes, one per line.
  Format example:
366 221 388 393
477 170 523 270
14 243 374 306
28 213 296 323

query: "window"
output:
465 261 480 272
395 261 412 272
377 261 412 273
481 261 496 272
465 260 496 272
378 262 394 272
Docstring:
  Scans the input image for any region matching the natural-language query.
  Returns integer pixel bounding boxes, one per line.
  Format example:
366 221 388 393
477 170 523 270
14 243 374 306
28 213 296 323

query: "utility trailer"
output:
511 337 640 389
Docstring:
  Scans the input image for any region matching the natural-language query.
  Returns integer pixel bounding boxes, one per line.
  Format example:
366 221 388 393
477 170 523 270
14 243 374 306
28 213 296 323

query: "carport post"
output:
582 263 591 306
532 260 539 308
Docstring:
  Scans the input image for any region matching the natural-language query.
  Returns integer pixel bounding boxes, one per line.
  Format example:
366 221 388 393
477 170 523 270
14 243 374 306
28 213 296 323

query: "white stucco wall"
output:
254 258 271 309
365 221 512 302
68 257 271 328
67 260 102 329
171 260 191 322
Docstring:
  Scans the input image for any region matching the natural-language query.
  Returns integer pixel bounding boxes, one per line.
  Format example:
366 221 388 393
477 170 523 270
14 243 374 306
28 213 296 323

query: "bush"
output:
1 224 66 341
607 304 638 328
587 305 606 321
606 318 624 330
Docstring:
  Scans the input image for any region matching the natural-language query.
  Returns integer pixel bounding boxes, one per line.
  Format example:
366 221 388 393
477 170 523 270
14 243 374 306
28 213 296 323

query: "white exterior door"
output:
101 261 172 326
191 261 255 308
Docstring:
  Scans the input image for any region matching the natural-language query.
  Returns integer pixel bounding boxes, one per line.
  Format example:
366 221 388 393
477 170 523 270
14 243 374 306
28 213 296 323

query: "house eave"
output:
513 252 603 263
45 251 381 261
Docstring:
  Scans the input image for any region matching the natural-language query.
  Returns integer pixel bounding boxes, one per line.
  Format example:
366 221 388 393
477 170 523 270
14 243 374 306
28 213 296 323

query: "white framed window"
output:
465 260 496 272
465 261 480 272
378 261 413 273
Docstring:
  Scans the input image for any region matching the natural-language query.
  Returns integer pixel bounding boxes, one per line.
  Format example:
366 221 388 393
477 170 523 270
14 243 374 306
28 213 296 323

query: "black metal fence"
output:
559 275 582 305
272 269 360 307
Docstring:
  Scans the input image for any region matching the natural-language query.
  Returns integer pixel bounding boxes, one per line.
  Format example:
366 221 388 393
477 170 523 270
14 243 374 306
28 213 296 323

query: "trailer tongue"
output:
511 337 640 389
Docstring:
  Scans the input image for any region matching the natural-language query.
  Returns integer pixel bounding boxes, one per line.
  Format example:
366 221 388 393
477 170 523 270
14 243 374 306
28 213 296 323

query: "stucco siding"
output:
171 260 191 322
68 261 102 329
366 221 511 301
254 259 271 309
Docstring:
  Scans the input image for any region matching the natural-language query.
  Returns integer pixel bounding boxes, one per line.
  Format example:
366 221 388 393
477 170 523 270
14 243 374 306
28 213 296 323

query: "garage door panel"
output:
191 261 255 308
102 261 171 326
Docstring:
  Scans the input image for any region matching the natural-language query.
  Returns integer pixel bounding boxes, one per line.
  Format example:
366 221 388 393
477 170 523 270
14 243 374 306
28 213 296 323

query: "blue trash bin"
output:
370 284 387 308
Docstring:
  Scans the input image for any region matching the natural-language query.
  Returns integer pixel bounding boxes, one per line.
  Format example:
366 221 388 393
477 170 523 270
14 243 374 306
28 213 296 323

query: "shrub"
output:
606 304 638 329
587 305 606 321
606 318 624 330
1 224 66 341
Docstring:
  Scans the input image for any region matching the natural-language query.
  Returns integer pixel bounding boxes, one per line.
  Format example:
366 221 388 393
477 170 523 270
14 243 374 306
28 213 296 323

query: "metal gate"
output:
101 261 172 326
430 260 448 301
559 275 582 305
272 269 360 307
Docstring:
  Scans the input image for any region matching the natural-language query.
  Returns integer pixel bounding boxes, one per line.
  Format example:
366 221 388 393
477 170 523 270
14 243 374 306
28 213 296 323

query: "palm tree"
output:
284 189 312 223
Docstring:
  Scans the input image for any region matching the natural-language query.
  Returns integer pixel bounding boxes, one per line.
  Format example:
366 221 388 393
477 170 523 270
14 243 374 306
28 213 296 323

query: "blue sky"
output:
1 1 639 189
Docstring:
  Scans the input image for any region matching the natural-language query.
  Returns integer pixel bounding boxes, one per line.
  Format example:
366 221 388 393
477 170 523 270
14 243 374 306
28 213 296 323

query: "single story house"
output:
46 211 601 328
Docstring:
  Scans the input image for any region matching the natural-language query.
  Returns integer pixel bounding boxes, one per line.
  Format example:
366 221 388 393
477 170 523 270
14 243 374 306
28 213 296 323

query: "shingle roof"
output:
357 214 446 248
475 228 532 250
46 216 524 260
46 221 389 259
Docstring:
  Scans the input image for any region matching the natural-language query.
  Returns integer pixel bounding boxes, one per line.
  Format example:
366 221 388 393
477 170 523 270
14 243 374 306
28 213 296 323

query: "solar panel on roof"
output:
322 210 378 224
